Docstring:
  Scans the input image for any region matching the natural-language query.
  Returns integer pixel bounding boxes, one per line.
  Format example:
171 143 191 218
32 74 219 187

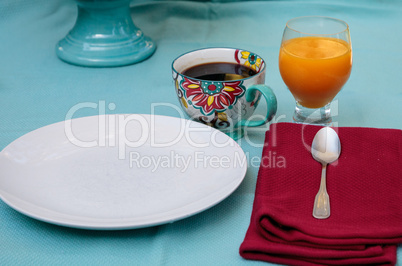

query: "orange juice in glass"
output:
279 17 352 125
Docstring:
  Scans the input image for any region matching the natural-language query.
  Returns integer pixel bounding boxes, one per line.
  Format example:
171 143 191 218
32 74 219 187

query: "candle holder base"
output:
56 0 156 67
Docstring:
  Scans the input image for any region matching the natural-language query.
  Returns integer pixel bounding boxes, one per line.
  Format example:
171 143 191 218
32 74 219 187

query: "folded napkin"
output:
240 123 402 266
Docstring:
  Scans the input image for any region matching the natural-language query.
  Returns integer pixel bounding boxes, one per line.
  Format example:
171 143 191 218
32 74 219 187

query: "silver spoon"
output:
311 127 341 219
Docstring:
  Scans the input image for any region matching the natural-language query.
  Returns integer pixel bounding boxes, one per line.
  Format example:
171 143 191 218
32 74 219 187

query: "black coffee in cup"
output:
182 62 257 81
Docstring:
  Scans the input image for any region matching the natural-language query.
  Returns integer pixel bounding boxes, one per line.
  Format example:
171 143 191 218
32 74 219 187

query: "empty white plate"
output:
0 114 247 230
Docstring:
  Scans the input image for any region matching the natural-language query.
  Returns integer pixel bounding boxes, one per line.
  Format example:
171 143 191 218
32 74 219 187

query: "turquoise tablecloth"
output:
0 0 401 265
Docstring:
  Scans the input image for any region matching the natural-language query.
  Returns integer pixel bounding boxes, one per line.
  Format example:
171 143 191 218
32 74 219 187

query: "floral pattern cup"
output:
172 47 277 140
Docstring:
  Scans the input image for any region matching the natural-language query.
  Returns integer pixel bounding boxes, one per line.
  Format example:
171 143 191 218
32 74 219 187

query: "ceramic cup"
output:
172 47 277 140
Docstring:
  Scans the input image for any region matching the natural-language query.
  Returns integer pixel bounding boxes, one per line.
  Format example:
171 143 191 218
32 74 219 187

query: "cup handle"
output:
235 84 277 128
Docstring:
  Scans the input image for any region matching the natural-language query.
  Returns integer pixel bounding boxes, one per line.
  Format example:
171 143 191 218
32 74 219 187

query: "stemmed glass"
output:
279 16 352 125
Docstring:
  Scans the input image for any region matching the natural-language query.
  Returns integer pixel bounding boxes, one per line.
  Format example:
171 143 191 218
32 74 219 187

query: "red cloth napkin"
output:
240 122 402 266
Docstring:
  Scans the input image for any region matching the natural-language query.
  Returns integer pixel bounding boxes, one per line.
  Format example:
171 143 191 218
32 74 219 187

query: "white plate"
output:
0 114 247 230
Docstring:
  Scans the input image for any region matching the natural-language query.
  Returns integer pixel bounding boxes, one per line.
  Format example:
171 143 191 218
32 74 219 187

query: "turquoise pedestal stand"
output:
56 0 156 67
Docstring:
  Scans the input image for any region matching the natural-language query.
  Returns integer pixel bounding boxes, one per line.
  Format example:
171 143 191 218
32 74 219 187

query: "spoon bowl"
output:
311 127 341 219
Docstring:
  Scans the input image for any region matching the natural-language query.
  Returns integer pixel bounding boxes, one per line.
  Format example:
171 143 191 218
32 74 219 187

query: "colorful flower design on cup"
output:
199 111 230 129
235 50 264 73
174 72 188 109
180 77 245 115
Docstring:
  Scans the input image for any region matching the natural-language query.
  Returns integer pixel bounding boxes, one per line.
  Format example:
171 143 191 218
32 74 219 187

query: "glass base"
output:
293 102 332 126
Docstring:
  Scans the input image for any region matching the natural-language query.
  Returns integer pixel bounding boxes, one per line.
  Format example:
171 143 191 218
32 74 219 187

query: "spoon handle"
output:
313 164 330 219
